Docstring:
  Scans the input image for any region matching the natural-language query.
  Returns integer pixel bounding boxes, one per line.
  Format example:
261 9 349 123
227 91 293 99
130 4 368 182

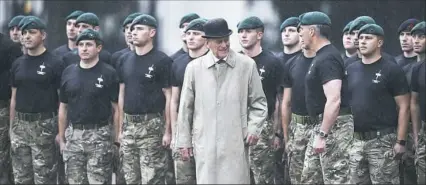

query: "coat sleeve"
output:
247 60 268 136
175 62 195 148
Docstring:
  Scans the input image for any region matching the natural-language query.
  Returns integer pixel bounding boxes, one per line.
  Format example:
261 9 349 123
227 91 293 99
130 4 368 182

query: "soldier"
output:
58 29 118 184
0 32 22 184
16 16 29 55
297 11 353 184
410 21 425 185
62 12 112 67
117 14 172 184
346 24 410 184
53 10 84 57
237 16 282 184
8 15 25 43
9 16 63 184
277 17 302 64
342 20 357 60
395 19 420 68
170 13 200 61
170 18 209 184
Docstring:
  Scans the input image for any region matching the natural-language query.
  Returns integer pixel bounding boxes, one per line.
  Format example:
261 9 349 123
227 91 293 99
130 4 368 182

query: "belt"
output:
339 107 352 116
292 113 316 125
16 111 56 122
125 112 162 122
354 127 396 140
72 119 109 130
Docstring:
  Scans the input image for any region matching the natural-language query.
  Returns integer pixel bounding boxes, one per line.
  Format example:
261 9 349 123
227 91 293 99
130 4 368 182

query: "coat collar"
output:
205 50 236 69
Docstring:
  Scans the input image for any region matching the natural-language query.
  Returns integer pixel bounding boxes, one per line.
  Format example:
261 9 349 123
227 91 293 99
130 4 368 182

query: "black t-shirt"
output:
305 44 348 116
170 48 186 61
276 50 302 95
347 57 409 132
411 61 425 122
282 52 314 115
395 54 417 68
117 49 172 114
62 49 112 67
345 52 396 68
111 47 131 69
11 50 64 113
60 61 119 124
0 33 22 101
52 44 71 57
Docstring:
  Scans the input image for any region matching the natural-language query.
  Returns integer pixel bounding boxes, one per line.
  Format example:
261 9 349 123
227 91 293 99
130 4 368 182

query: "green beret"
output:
185 18 208 32
348 16 375 33
8 15 25 29
18 16 29 29
131 14 157 29
298 11 331 27
411 21 426 35
76 12 99 26
358 24 384 38
122 13 143 27
76 29 102 44
65 10 84 21
398 19 420 34
237 16 264 31
179 13 200 28
21 16 46 31
280 17 299 32
343 20 353 33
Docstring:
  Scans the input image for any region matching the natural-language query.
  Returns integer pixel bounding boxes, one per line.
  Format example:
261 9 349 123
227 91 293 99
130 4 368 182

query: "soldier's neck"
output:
346 49 357 57
403 50 416 58
283 43 301 54
68 40 77 50
417 52 425 62
135 43 154 56
243 43 262 58
80 57 99 69
189 46 208 58
362 50 381 64
28 45 46 56
311 38 330 53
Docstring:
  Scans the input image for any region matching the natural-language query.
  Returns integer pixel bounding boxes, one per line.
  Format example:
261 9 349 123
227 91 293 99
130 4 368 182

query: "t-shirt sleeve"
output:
411 63 421 92
388 64 410 96
116 55 126 83
170 62 179 87
10 59 19 88
159 57 172 88
59 70 68 103
318 56 344 84
108 69 119 103
281 59 293 88
54 58 65 89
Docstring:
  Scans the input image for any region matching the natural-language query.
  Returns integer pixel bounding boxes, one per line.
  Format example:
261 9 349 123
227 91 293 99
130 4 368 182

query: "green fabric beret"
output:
76 12 99 26
65 10 84 21
8 15 25 29
280 17 299 32
358 24 384 38
18 16 29 29
131 14 158 29
237 16 264 31
298 11 331 27
122 12 143 27
348 16 375 33
179 13 200 28
76 29 102 44
185 18 208 32
411 21 426 35
21 16 46 31
343 20 353 33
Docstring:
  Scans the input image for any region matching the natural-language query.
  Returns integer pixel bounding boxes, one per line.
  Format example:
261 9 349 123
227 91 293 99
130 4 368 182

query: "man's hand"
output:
180 148 193 161
313 135 326 154
413 135 419 148
283 136 289 153
162 132 171 147
55 134 61 145
246 135 259 146
272 136 282 150
393 143 406 160
59 138 66 154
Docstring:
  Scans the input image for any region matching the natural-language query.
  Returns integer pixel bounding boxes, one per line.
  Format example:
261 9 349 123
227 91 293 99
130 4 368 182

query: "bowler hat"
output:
202 18 233 38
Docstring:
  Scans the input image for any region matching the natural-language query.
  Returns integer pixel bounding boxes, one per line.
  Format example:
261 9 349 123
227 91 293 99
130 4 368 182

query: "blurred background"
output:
1 0 425 56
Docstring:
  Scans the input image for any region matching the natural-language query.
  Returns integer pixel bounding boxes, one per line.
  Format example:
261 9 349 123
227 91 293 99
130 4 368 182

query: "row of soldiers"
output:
0 9 424 185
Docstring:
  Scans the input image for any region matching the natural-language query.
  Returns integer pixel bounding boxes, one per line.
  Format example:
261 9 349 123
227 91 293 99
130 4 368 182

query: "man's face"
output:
281 26 299 46
238 29 262 49
22 29 45 50
350 30 360 48
399 31 414 52
124 24 133 46
185 30 206 50
131 25 155 47
66 19 78 41
358 34 382 56
76 23 94 35
207 36 230 59
412 34 426 54
78 40 101 61
9 26 21 43
343 31 355 50
298 25 313 50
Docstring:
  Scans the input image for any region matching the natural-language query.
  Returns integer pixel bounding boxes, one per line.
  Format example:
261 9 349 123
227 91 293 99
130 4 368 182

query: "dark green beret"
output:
280 17 299 32
411 21 426 36
179 13 200 28
343 20 353 33
65 10 84 21
237 16 264 31
21 16 46 31
358 24 384 38
76 29 102 44
298 11 331 27
8 15 25 29
131 14 157 29
76 12 99 26
122 12 143 27
398 19 420 34
185 18 208 32
18 16 29 29
348 16 375 33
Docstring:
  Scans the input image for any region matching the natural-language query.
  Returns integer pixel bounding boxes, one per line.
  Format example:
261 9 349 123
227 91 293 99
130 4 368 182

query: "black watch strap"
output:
396 140 406 146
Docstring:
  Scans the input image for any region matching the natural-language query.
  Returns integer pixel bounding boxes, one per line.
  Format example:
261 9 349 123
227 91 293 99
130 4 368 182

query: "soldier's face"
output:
131 25 156 47
9 26 21 43
124 24 133 46
350 30 360 48
298 25 313 50
66 19 78 41
76 23 94 35
207 37 230 59
238 29 262 49
412 34 426 54
343 31 355 50
282 26 299 46
180 22 190 43
22 29 45 50
399 31 414 52
359 34 382 56
78 40 101 61
185 30 206 50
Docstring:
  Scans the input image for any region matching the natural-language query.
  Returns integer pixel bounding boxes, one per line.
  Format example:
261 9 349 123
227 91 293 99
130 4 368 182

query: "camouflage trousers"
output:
121 113 168 184
172 148 196 184
63 123 113 184
113 144 126 184
416 121 426 185
349 131 400 184
249 119 275 184
401 123 417 185
10 112 58 184
0 104 13 184
286 115 316 184
300 114 353 184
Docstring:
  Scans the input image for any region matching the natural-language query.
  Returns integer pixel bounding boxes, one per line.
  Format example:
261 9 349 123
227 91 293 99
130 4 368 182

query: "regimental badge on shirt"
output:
37 62 46 75
372 70 382 84
259 65 266 80
308 63 314 74
145 64 155 79
95 75 104 88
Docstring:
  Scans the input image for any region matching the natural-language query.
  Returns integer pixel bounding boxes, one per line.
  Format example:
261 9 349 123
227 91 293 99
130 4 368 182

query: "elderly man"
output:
175 18 267 184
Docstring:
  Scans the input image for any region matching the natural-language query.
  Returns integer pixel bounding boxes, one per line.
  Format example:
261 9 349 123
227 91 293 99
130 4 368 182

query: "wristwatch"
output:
318 130 328 138
275 132 283 139
396 140 406 146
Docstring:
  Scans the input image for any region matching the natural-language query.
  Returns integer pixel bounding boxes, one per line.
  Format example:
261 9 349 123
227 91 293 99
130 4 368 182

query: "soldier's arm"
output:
170 86 180 139
118 83 125 141
395 94 410 141
273 97 281 134
410 92 420 143
319 80 342 134
111 102 119 142
58 102 68 142
281 88 292 143
163 87 172 136
247 61 268 138
9 87 16 124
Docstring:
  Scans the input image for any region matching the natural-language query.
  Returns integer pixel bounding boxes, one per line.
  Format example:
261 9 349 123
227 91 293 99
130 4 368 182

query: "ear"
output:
96 44 103 52
257 31 264 40
378 39 384 47
150 28 157 38
41 31 47 40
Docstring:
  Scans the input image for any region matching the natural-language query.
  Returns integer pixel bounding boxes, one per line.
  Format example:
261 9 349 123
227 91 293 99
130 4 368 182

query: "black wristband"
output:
396 140 406 146
114 142 121 147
